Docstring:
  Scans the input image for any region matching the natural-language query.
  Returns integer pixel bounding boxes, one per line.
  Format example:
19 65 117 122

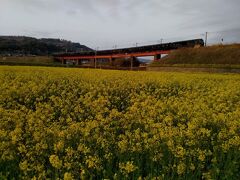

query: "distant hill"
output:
0 36 93 56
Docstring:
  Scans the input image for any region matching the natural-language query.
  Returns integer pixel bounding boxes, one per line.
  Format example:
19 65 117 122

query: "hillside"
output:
0 36 92 56
150 44 240 67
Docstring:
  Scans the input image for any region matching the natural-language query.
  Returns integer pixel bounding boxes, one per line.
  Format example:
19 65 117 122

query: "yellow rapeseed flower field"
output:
0 66 240 179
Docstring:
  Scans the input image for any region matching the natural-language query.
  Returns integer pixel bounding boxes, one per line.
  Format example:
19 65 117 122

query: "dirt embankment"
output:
150 44 240 66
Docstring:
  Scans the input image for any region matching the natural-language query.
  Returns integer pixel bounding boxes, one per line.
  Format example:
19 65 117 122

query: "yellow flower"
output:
198 152 206 162
19 160 28 171
64 172 73 180
177 162 186 175
49 155 62 169
85 156 100 169
119 161 138 174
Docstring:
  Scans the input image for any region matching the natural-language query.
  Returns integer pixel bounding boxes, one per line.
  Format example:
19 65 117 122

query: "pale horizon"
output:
1 0 240 49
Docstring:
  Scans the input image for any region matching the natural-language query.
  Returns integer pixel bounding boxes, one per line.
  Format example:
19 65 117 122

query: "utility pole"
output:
157 39 163 45
205 32 208 47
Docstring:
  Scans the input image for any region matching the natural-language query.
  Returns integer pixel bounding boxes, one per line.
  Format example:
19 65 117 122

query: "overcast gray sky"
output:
1 0 240 49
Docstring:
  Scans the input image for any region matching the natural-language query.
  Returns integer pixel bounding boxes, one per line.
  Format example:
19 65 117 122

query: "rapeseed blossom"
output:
0 66 240 179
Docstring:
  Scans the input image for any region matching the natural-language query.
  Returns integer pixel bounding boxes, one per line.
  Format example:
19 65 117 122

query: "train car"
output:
54 39 204 58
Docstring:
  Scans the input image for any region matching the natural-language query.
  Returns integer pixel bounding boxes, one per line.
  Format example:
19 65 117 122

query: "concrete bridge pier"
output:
109 57 115 66
130 56 137 70
61 59 66 65
154 54 161 61
76 59 80 65
91 58 95 67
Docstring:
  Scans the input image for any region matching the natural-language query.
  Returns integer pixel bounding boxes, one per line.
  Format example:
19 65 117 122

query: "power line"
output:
96 30 240 50
208 28 240 34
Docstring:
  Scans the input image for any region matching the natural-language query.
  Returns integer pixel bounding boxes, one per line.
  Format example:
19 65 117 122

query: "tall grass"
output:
150 44 240 66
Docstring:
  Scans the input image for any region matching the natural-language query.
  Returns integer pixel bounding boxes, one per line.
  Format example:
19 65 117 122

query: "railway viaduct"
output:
54 39 204 66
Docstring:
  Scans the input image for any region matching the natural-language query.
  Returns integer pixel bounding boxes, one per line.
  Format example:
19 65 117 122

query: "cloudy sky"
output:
1 0 240 49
